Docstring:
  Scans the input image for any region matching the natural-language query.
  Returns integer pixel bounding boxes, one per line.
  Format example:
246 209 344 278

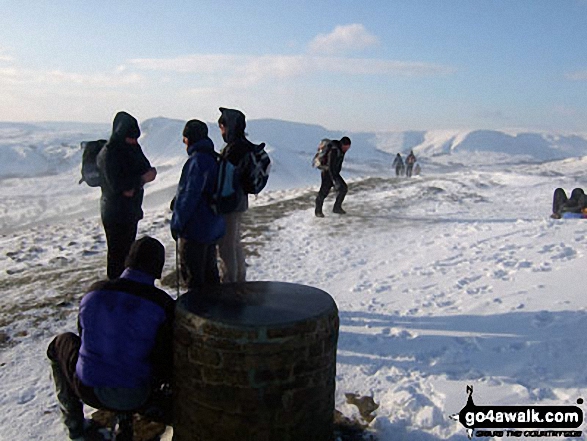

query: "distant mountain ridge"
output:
1 117 587 180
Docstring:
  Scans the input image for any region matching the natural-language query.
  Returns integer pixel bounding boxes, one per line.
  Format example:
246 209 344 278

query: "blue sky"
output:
1 0 586 132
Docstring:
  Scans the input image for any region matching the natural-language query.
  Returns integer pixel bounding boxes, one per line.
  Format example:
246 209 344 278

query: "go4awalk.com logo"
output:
450 386 584 439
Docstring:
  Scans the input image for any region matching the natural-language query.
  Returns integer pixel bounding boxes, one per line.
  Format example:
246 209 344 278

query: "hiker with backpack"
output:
216 107 270 283
406 150 417 177
96 111 157 280
47 237 174 441
170 120 226 292
315 136 352 217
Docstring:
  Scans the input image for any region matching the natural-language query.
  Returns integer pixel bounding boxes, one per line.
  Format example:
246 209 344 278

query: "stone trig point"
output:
173 281 339 441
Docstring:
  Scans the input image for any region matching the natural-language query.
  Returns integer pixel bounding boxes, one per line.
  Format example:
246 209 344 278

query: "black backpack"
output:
79 140 107 187
240 142 271 194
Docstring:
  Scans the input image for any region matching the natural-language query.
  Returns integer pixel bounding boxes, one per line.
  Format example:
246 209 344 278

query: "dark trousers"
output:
406 164 414 177
552 188 586 215
315 172 348 213
47 333 104 439
47 333 172 437
103 222 138 280
178 239 220 292
553 188 568 215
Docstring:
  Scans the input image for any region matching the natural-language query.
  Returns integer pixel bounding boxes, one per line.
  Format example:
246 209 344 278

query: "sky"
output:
0 0 587 133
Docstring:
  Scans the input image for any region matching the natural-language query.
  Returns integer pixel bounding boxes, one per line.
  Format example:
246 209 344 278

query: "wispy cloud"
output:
566 70 587 81
129 54 455 88
553 105 578 117
128 24 454 88
0 46 14 63
308 24 379 54
0 64 144 88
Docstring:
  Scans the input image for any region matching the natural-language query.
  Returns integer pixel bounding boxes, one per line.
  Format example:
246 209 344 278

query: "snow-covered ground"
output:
2 119 587 440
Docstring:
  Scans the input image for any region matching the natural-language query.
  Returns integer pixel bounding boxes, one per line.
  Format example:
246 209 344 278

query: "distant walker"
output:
315 137 352 217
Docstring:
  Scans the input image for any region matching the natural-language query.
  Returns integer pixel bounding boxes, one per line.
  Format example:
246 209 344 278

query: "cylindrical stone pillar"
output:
173 281 339 441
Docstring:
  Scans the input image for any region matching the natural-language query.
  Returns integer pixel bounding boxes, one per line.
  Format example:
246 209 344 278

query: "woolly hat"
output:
183 119 209 146
125 236 165 279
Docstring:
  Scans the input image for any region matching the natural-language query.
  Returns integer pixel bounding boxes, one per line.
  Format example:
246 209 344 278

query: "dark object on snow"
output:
334 409 377 440
345 393 380 423
89 409 167 441
552 187 586 219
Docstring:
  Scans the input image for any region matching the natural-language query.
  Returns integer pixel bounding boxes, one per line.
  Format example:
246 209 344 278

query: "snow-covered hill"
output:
3 118 587 181
2 117 587 233
2 120 587 440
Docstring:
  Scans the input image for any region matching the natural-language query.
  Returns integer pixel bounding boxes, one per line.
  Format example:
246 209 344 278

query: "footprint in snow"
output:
552 246 577 260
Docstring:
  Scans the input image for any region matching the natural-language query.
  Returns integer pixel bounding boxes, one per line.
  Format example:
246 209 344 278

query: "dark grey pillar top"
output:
177 281 336 327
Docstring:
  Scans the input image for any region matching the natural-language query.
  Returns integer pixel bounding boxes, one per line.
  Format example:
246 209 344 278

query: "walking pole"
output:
175 239 180 299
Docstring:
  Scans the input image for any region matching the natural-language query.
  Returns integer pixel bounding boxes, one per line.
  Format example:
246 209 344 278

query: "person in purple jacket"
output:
47 236 174 441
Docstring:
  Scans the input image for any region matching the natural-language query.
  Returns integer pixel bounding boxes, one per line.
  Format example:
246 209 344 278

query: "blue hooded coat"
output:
171 138 226 243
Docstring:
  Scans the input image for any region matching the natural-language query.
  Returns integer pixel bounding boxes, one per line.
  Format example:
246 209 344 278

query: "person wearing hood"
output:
97 112 157 279
171 120 226 291
217 107 251 283
392 153 405 177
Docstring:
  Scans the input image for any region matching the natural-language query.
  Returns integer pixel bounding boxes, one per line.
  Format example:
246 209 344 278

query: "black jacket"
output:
327 140 346 178
97 112 153 224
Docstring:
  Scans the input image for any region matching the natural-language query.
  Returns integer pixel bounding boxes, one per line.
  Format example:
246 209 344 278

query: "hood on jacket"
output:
110 111 141 144
218 107 246 143
187 137 215 156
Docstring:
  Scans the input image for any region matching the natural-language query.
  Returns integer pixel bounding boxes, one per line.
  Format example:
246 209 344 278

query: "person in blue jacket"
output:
171 119 226 292
46 236 174 440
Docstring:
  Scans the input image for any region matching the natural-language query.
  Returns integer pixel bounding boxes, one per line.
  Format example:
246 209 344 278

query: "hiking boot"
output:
333 207 346 215
315 209 325 218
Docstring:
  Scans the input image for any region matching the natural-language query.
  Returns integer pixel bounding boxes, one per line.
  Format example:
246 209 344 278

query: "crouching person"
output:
47 236 175 441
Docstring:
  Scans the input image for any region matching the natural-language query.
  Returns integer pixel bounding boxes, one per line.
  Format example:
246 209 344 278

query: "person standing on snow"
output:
170 120 225 292
216 107 251 283
47 237 174 441
392 153 405 177
315 136 352 217
405 150 417 177
97 111 157 279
